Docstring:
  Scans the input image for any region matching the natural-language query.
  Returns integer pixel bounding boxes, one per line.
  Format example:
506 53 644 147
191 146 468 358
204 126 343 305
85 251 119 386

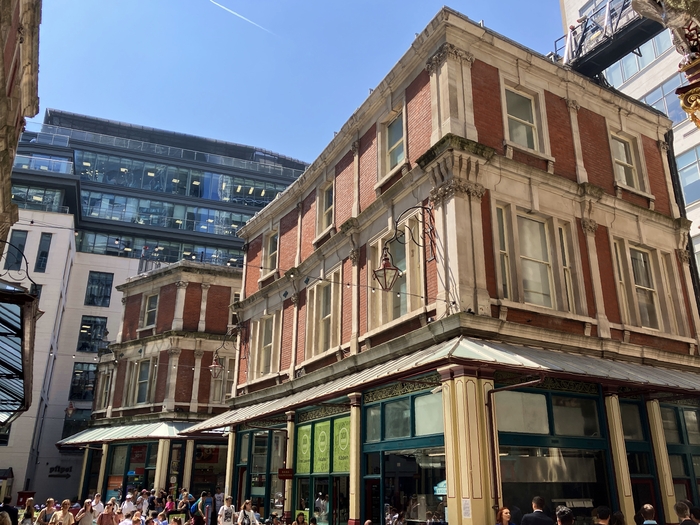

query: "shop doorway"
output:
631 479 656 515
332 476 349 525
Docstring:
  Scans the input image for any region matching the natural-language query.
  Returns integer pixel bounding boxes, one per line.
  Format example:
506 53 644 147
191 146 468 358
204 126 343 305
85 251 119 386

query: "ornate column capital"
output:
351 140 360 156
201 283 212 291
429 179 485 207
677 248 691 265
566 99 581 112
290 292 299 305
348 392 362 407
425 43 474 74
658 139 670 151
194 349 205 359
581 218 598 235
121 297 127 305
349 248 359 266
167 347 181 357
175 281 189 289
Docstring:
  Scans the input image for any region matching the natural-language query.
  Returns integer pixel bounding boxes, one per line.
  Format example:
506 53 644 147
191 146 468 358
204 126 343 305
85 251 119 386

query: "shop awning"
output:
57 421 194 447
183 336 700 434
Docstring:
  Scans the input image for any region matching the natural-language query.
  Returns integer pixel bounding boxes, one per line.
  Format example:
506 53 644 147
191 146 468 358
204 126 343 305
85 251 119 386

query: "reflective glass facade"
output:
603 31 673 89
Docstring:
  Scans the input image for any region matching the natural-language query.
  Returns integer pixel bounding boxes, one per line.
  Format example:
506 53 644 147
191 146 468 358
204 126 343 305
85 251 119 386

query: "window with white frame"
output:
610 134 643 191
144 294 158 327
99 371 112 409
211 357 235 403
318 183 334 233
496 207 582 314
306 268 341 357
264 231 278 273
369 216 423 329
130 359 154 405
387 112 405 170
505 89 538 151
612 240 676 331
251 312 280 379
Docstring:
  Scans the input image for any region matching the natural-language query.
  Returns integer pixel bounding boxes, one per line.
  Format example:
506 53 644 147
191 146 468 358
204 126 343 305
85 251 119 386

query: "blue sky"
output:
36 1 563 164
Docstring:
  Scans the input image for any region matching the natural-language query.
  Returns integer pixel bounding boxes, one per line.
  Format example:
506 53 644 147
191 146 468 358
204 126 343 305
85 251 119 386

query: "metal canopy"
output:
57 421 195 447
182 336 700 435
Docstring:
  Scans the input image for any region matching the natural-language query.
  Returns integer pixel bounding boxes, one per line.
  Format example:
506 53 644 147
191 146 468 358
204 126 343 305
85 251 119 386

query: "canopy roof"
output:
57 421 194 446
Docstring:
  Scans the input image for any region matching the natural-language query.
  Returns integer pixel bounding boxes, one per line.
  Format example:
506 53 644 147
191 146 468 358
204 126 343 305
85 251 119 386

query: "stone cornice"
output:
116 260 241 292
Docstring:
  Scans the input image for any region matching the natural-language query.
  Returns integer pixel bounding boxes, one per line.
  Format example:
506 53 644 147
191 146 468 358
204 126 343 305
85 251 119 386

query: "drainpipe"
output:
485 374 544 511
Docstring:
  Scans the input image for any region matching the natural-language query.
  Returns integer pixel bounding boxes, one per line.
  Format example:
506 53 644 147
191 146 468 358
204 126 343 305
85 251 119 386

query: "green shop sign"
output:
313 421 331 473
297 425 311 474
333 417 350 472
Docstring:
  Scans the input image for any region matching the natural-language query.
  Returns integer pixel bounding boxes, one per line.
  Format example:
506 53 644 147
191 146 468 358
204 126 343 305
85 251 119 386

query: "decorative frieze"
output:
364 373 441 403
429 179 485 207
297 404 350 423
425 43 474 74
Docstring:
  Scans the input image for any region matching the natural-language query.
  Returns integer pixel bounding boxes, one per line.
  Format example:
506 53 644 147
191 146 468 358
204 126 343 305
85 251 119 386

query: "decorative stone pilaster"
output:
164 347 181 411
348 394 362 525
604 393 636 520
224 431 236 497
283 411 296 523
427 43 477 144
198 283 211 332
566 98 589 183
117 296 128 343
190 349 205 412
646 399 677 521
172 280 189 331
580 217 611 338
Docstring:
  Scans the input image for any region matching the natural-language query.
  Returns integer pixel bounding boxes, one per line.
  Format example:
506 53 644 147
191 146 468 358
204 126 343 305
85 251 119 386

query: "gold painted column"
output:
77 447 90 499
224 430 237 497
437 366 463 525
604 393 635 520
154 439 170 494
452 367 498 525
646 399 676 521
284 412 295 523
183 440 195 490
97 443 109 494
348 393 362 525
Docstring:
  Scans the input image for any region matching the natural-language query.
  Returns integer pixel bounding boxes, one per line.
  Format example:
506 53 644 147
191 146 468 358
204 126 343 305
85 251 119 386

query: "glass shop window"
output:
384 398 410 440
661 407 681 444
620 403 644 441
552 396 600 437
366 405 380 442
414 392 444 436
495 391 549 434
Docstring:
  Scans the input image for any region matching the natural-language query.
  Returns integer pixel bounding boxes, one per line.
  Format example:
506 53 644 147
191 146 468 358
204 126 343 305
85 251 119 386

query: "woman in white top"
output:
237 501 258 525
75 500 94 525
49 500 76 525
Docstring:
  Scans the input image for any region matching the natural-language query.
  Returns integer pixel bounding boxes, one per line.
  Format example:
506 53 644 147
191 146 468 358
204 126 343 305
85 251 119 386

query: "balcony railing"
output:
23 124 306 178
13 154 74 174
14 201 70 213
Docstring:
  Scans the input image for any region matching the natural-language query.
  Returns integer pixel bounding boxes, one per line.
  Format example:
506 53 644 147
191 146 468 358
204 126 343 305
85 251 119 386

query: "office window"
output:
77 316 108 353
641 73 687 125
676 146 700 205
144 294 158 327
603 31 673 88
34 233 52 273
506 89 537 150
134 360 153 404
387 112 405 170
84 271 114 307
62 409 91 439
69 363 98 401
318 184 334 232
518 216 553 308
5 230 27 271
611 135 642 190
265 232 278 272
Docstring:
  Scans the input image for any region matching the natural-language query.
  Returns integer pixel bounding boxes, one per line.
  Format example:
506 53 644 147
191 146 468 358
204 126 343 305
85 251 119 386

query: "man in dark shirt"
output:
521 497 554 525
675 502 695 525
1 496 19 525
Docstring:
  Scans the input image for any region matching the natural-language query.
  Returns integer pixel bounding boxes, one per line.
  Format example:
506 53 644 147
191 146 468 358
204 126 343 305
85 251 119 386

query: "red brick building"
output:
75 7 700 525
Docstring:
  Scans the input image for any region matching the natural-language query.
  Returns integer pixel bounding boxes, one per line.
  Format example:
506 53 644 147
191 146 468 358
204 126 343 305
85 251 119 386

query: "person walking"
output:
36 499 56 525
639 505 657 525
610 512 626 525
49 500 75 525
76 501 94 525
675 502 694 525
121 497 136 517
192 493 207 525
555 507 573 525
1 497 18 525
237 502 257 525
294 514 306 525
97 502 118 525
217 497 235 525
521 497 553 525
93 495 105 518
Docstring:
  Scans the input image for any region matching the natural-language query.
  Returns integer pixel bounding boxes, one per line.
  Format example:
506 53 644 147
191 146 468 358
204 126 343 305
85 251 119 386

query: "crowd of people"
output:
494 496 700 525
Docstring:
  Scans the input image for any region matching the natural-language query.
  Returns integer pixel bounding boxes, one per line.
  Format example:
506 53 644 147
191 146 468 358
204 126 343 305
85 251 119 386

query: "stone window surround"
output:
305 264 342 360
607 122 653 202
375 96 408 190
314 174 335 243
259 228 280 283
123 357 156 407
249 309 282 381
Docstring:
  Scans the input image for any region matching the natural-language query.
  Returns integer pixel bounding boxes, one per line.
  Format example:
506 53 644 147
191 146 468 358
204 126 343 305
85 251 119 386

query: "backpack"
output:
241 512 251 525
190 500 200 516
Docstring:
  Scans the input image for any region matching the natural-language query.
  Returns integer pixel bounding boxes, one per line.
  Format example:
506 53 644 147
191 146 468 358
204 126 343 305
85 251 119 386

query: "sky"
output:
36 1 564 164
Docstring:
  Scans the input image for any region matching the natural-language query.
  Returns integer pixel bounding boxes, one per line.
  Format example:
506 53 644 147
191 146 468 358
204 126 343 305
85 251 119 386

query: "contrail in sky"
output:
209 0 276 36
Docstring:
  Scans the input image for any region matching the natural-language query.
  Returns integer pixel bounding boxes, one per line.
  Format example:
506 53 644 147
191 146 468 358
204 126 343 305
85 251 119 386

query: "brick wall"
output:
182 283 202 331
358 245 368 338
471 59 504 152
175 350 195 403
545 91 577 183
578 108 615 195
112 361 127 408
628 331 689 354
244 236 262 298
122 294 143 341
481 190 497 298
156 283 176 334
279 208 299 273
280 298 295 370
154 350 169 403
406 69 431 168
342 258 352 344
205 285 230 334
643 135 672 216
576 219 597 318
335 151 354 228
300 191 316 262
295 289 307 364
198 351 213 403
359 124 377 213
512 150 548 172
595 225 621 324
506 307 589 335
